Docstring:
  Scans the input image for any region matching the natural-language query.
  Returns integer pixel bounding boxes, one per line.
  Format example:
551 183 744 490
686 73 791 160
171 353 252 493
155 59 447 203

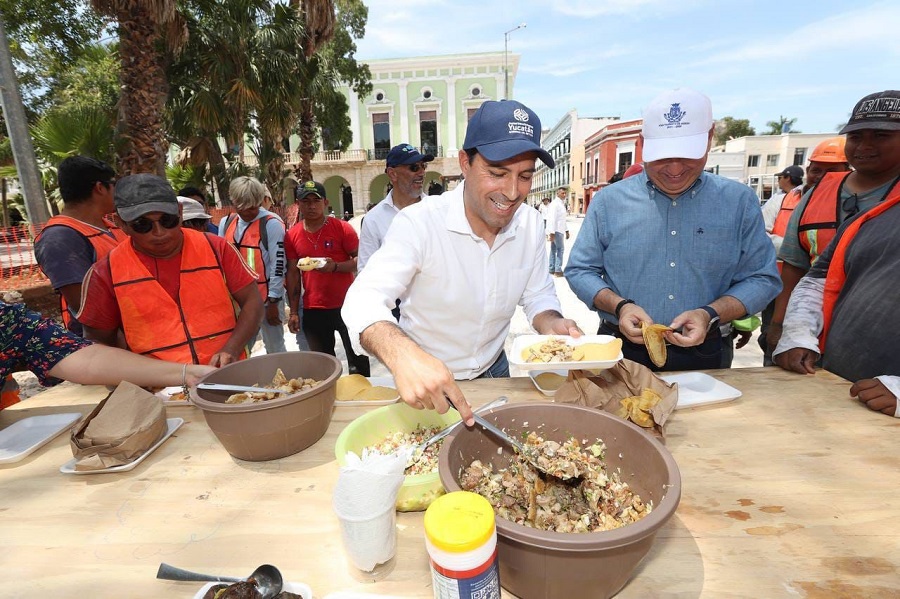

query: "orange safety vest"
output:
222 214 277 301
821 191 900 351
35 215 127 329
796 172 852 265
772 187 804 273
108 229 243 364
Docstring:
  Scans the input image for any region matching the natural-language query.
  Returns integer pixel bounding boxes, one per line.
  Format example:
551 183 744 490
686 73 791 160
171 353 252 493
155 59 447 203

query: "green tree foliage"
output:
765 115 801 135
713 116 756 146
0 0 105 116
293 0 371 180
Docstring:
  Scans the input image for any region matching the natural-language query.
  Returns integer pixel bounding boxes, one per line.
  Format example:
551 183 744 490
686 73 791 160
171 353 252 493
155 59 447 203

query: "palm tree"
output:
765 115 801 135
91 0 186 175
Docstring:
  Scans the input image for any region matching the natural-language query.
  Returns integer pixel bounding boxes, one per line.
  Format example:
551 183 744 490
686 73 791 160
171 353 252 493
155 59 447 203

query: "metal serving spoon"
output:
447 396 584 481
196 383 289 395
156 563 283 598
403 396 509 467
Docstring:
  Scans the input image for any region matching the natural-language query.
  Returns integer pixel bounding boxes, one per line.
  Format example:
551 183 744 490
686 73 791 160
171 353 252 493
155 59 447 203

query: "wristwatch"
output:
266 297 281 305
699 305 720 333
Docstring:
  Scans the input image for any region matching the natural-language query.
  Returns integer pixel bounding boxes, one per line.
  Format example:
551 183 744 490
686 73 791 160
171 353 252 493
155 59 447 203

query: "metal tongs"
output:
196 383 289 395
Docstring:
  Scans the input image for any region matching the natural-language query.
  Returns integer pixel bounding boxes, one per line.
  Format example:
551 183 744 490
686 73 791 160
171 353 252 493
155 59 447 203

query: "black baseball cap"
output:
295 180 326 200
840 90 900 134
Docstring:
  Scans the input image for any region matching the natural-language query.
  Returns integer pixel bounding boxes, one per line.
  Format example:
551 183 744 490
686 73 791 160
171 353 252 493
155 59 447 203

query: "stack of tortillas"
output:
336 374 397 402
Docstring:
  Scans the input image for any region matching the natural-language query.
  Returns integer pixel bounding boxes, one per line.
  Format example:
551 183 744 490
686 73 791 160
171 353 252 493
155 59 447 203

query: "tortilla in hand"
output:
641 322 671 368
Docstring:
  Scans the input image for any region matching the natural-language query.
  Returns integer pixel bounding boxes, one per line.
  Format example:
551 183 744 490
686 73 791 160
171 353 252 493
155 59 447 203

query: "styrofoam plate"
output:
297 257 327 271
509 334 622 372
60 418 183 474
153 386 193 406
662 372 742 409
0 413 82 464
335 375 400 407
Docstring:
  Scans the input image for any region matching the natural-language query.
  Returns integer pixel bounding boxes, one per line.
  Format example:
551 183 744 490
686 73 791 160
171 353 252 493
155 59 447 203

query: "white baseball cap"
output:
177 196 211 221
641 88 713 162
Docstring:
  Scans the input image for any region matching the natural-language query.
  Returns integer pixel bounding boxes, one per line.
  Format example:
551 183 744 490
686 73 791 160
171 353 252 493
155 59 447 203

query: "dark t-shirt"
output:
809 203 900 381
33 225 117 336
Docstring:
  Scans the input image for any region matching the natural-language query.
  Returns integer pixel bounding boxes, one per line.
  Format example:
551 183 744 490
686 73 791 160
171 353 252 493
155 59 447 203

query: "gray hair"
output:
229 176 267 210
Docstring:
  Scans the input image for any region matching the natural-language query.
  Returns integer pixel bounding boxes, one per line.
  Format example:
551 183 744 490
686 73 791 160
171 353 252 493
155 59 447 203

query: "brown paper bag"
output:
553 359 678 440
69 381 167 471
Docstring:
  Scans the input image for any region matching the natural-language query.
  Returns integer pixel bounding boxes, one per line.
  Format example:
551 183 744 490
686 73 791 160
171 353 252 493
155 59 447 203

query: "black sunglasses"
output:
405 163 426 173
127 213 181 234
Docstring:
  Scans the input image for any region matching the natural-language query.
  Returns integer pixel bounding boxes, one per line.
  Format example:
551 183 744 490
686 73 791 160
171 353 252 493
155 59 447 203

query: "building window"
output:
467 108 479 121
793 147 806 166
419 110 438 156
374 91 385 102
471 86 481 97
747 154 760 167
372 112 390 159
766 154 779 167
423 89 432 99
617 152 633 174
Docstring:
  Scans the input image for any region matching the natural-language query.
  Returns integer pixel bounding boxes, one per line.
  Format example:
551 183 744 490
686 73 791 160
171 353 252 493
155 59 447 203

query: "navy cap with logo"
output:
775 165 804 180
385 143 435 168
840 90 900 134
463 100 555 167
114 174 179 221
295 180 327 200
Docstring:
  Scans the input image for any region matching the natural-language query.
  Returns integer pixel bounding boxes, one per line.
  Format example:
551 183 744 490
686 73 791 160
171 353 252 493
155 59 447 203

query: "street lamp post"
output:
504 23 526 100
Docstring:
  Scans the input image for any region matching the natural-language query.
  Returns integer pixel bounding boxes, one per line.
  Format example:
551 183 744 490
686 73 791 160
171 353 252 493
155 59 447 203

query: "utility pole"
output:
0 15 50 224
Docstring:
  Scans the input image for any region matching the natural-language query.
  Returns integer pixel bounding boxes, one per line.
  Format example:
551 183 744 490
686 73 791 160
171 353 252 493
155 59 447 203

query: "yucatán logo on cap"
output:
661 103 689 129
400 143 415 153
508 107 534 138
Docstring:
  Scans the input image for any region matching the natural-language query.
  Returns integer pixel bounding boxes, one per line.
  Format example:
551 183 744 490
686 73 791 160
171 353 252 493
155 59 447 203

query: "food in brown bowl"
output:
438 402 681 599
190 352 340 461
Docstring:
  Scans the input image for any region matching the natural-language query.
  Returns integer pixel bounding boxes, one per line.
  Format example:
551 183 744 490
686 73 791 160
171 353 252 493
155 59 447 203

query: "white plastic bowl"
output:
528 369 568 396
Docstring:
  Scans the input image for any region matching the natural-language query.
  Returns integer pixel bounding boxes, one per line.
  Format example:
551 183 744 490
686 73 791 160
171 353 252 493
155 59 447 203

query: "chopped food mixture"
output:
522 338 574 363
460 432 651 533
226 368 321 404
366 426 444 476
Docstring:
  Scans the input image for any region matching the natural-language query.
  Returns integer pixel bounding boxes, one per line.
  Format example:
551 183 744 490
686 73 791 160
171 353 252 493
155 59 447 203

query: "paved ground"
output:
13 214 764 399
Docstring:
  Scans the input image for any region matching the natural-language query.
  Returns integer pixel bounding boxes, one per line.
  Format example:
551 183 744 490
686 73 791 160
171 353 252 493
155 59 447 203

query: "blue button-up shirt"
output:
566 171 781 325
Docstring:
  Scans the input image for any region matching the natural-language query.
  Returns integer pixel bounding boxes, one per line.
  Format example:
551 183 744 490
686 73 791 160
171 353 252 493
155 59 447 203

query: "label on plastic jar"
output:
429 548 500 599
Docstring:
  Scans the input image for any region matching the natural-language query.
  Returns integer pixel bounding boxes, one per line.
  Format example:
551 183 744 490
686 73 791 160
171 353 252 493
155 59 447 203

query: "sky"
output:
353 0 900 135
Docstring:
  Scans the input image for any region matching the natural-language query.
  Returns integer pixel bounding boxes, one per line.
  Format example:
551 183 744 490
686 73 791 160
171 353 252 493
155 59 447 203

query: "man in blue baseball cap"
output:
343 100 581 426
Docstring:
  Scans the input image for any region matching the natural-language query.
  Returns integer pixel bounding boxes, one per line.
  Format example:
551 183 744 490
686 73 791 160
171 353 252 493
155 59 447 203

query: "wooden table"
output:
1 368 898 598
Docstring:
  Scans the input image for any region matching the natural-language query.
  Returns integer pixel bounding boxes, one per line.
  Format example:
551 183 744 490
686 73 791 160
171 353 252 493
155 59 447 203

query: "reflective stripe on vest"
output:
35 215 127 329
224 214 271 301
797 172 850 265
109 229 240 364
821 189 900 351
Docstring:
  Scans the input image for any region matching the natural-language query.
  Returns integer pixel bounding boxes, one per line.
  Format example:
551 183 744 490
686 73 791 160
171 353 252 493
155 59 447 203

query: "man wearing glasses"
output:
357 143 434 272
34 156 127 336
77 174 262 366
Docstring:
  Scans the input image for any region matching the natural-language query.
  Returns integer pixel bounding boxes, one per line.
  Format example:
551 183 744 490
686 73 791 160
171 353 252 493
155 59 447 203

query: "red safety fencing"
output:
0 206 294 290
0 223 46 288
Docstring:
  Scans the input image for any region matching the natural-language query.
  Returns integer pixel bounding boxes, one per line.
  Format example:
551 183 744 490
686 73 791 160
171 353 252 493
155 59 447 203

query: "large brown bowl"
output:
190 351 340 461
438 402 681 599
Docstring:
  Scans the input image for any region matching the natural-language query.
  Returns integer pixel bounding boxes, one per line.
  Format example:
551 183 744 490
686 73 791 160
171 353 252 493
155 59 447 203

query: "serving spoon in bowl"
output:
447 396 585 481
156 563 283 598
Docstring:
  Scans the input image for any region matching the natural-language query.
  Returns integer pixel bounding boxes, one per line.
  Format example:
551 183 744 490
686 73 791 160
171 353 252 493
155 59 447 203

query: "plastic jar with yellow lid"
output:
424 491 501 599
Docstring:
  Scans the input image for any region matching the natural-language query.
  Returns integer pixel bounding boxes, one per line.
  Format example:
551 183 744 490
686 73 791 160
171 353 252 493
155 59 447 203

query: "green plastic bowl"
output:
335 402 459 511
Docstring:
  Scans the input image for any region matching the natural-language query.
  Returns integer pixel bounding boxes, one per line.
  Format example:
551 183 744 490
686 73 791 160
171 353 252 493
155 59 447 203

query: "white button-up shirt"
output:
342 181 561 379
357 190 425 272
